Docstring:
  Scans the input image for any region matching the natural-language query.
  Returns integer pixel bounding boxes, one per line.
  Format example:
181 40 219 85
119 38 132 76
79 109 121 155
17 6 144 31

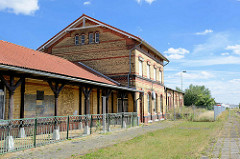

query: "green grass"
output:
76 110 229 159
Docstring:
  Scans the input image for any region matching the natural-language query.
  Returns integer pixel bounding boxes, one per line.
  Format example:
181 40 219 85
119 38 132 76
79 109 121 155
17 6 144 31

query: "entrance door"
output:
140 100 143 122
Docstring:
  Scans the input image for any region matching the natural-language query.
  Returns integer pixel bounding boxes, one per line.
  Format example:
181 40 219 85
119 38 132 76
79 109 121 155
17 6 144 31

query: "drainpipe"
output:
128 40 143 88
165 86 167 119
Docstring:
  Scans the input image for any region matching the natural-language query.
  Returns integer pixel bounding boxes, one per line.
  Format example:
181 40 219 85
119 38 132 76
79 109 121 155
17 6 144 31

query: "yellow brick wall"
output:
133 49 166 117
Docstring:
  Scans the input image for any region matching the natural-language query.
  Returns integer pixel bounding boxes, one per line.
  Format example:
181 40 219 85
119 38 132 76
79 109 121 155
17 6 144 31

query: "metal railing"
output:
0 112 138 154
214 106 226 120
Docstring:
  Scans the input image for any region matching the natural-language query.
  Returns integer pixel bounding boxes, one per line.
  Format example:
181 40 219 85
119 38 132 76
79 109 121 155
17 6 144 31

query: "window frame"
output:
81 34 85 45
147 64 150 79
88 32 94 44
147 93 150 114
138 60 143 77
159 70 162 83
154 68 157 81
75 34 79 46
95 32 99 43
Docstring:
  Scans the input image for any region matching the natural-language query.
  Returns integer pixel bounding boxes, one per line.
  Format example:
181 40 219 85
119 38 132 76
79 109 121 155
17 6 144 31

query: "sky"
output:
0 0 240 105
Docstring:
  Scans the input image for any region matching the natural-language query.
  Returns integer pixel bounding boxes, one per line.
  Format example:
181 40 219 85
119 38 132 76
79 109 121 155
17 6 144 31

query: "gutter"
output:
128 40 143 87
0 64 142 93
163 61 169 67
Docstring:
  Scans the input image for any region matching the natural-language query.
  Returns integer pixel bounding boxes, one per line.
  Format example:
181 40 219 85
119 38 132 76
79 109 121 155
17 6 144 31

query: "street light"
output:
181 71 187 91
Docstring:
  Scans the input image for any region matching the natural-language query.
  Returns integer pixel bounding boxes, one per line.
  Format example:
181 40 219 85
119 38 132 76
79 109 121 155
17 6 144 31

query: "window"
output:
139 60 143 76
36 91 44 100
95 32 99 43
89 33 93 44
147 64 150 79
160 95 163 114
81 34 85 45
154 68 156 81
159 71 162 83
75 35 79 45
147 93 150 113
154 95 157 113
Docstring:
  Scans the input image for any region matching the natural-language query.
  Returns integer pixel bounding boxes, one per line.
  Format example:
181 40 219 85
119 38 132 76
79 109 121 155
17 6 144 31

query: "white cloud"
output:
164 48 189 59
0 0 39 15
145 0 155 4
176 71 214 80
165 70 240 105
230 79 240 84
221 52 230 56
83 1 91 5
195 29 213 35
166 54 185 60
136 0 156 5
183 56 240 66
192 32 230 55
226 44 240 55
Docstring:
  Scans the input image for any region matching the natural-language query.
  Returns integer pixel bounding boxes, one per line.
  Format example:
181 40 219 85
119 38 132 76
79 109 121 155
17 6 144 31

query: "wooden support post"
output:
82 86 92 114
102 89 112 114
111 92 114 113
79 86 82 115
48 80 65 116
0 74 24 120
97 88 100 114
20 78 25 119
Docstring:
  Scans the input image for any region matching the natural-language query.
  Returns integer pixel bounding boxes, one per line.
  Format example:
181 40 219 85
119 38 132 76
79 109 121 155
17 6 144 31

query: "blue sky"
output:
0 0 240 105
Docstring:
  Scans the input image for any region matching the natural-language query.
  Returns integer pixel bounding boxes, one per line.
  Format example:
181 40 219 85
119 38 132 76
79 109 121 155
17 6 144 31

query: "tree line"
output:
177 84 216 110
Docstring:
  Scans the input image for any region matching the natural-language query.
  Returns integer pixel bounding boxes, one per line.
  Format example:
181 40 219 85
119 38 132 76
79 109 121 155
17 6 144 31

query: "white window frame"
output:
81 34 85 45
139 60 143 77
154 68 156 81
89 33 94 44
75 35 79 45
147 93 150 114
95 32 99 43
147 64 150 79
159 70 162 83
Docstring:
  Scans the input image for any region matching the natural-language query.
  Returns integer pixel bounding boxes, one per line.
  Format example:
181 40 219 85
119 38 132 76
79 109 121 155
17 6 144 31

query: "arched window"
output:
81 34 85 45
147 93 151 114
95 32 99 43
89 33 94 44
160 95 163 114
154 94 157 114
75 35 79 45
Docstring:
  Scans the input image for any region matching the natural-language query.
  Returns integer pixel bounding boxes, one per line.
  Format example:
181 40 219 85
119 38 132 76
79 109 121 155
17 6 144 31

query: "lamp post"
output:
181 71 187 91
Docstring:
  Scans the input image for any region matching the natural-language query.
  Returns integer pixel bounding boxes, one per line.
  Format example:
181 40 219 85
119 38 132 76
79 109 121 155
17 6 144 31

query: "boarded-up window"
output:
25 94 54 118
36 91 44 100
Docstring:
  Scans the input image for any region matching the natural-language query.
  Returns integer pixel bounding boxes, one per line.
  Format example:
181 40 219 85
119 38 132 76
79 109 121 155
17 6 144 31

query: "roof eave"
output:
138 40 169 62
0 64 142 93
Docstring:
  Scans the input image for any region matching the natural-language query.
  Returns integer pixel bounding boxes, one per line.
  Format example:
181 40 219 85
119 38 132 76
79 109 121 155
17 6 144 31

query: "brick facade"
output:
39 14 184 123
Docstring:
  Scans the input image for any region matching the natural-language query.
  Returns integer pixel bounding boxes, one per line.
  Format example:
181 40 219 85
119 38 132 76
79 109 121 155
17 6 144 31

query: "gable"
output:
38 14 169 62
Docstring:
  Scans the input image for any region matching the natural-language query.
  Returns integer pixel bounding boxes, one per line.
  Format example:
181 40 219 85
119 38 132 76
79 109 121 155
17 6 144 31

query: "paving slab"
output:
202 110 240 159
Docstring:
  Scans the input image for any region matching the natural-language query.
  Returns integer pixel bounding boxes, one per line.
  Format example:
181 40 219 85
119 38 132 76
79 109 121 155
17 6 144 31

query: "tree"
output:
175 87 182 92
184 84 216 109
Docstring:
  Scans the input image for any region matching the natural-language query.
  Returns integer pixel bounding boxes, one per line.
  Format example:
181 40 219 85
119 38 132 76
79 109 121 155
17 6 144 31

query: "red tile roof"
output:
0 40 117 85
